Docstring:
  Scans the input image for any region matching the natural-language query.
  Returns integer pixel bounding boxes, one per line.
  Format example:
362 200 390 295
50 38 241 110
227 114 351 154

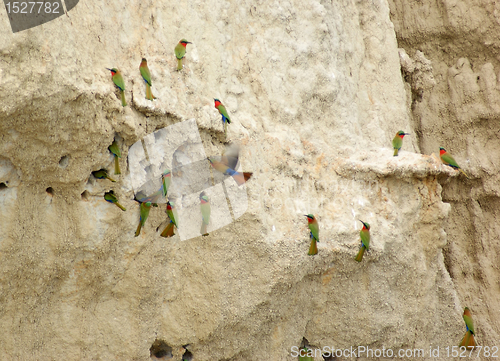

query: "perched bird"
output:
355 220 370 262
161 169 171 198
459 307 476 349
305 214 319 256
108 140 121 175
139 58 155 100
392 131 410 156
106 68 126 106
135 201 152 237
214 98 231 137
208 157 252 186
161 201 178 238
175 39 192 71
440 147 469 178
200 191 211 236
104 191 126 211
92 169 116 182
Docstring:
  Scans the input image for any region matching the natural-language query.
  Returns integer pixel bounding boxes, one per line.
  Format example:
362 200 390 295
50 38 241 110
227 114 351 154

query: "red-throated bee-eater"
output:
106 68 126 106
305 214 319 255
355 220 370 262
135 201 152 237
139 58 155 100
392 131 410 156
440 147 469 178
175 39 192 71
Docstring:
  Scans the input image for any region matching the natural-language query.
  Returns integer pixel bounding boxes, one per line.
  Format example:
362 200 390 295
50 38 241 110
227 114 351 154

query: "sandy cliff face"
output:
389 0 500 355
0 0 496 359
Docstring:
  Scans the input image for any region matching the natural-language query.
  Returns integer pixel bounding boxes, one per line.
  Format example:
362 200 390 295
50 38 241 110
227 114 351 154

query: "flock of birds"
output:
304 131 475 349
97 39 252 239
102 39 476 351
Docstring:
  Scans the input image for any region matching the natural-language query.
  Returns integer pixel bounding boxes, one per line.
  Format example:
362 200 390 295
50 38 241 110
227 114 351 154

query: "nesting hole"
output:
59 155 70 169
150 339 173 359
81 191 90 201
0 182 7 190
46 187 54 195
181 349 193 361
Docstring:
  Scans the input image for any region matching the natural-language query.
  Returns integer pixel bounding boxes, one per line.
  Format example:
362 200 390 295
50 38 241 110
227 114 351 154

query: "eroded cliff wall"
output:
0 0 496 359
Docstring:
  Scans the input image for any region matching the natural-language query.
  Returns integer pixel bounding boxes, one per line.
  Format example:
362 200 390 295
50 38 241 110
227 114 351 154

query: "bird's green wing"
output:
441 153 460 168
360 230 370 250
175 44 186 60
112 73 125 91
140 66 152 86
108 141 121 157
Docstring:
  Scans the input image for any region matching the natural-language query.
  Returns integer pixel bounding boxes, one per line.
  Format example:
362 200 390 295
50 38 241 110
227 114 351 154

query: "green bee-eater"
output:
162 169 171 198
392 130 410 156
440 147 469 178
459 307 476 349
305 214 319 255
92 169 116 182
135 201 152 237
161 201 178 238
108 140 121 175
104 191 126 211
139 58 155 100
175 39 192 71
214 98 231 137
355 220 370 262
106 68 126 106
200 191 211 236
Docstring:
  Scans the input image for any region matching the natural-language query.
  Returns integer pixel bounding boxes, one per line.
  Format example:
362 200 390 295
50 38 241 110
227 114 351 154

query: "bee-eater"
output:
355 220 370 262
459 307 476 349
161 169 171 198
208 157 252 186
161 201 178 237
298 347 314 361
139 58 155 100
200 191 211 236
92 169 116 182
214 98 231 136
392 131 410 156
135 201 152 237
106 68 126 106
175 39 192 71
440 147 469 178
305 214 319 255
104 191 126 211
108 140 121 175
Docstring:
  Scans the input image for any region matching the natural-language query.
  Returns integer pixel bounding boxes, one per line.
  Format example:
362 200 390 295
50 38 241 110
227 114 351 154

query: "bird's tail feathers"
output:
459 331 475 349
459 168 470 179
232 172 253 186
120 90 127 107
114 156 121 175
200 222 209 236
177 58 183 71
355 245 365 262
394 148 399 156
161 222 175 238
135 223 142 237
115 202 126 211
308 238 318 255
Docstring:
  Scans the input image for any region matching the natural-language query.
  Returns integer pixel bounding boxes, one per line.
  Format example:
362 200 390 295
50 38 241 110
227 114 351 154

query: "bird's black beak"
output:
105 68 112 71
